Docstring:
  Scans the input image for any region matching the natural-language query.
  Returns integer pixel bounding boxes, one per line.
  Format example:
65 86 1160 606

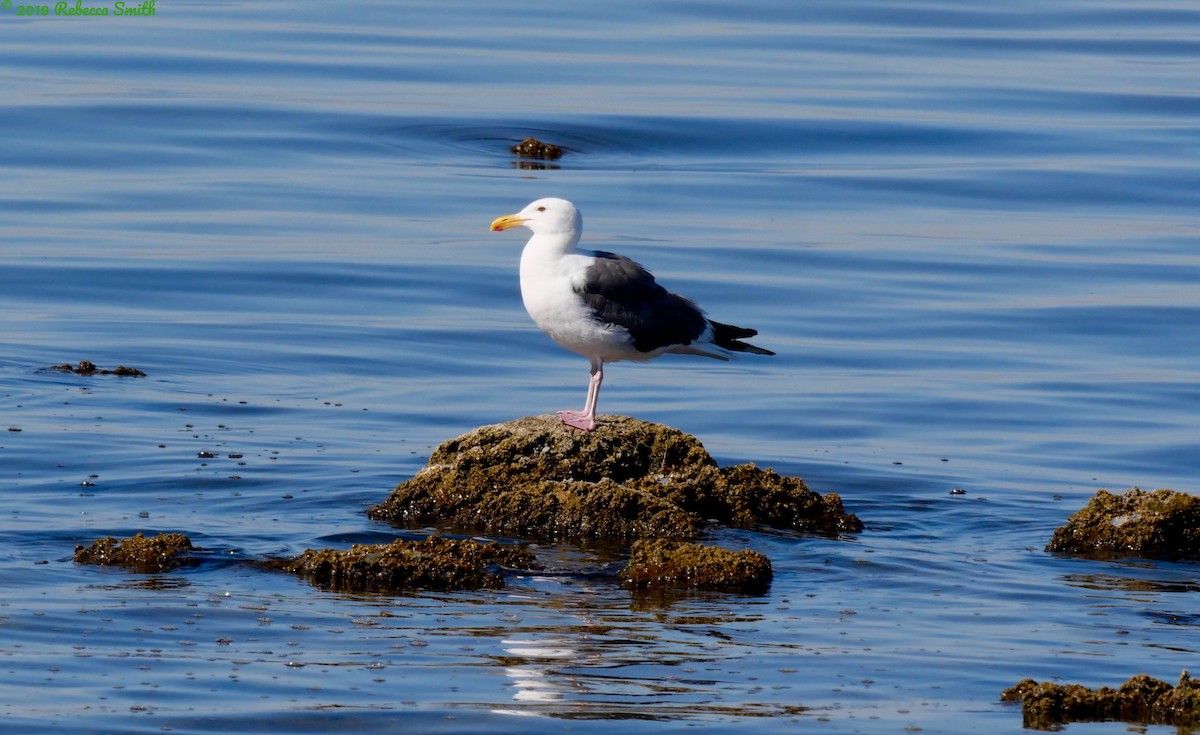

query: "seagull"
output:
490 197 774 431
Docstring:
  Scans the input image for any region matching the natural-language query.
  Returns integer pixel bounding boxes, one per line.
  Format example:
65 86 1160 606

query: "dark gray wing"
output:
576 251 708 353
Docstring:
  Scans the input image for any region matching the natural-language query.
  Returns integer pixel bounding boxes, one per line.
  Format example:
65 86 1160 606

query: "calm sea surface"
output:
2 1 1198 733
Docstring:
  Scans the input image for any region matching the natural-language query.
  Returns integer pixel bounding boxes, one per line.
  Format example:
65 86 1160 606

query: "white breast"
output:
520 252 635 361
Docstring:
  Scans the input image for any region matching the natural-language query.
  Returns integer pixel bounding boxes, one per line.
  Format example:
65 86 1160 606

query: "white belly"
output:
520 255 637 362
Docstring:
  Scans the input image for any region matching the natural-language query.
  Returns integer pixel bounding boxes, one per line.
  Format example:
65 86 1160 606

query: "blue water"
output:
2 1 1199 732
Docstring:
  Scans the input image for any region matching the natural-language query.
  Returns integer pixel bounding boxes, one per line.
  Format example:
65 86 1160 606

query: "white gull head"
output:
490 197 582 244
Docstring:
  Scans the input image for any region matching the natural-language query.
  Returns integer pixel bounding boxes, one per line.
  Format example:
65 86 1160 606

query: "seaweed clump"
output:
1002 671 1200 729
510 136 563 160
367 415 861 543
52 360 146 377
621 540 772 593
74 532 196 573
271 536 539 593
1047 487 1200 557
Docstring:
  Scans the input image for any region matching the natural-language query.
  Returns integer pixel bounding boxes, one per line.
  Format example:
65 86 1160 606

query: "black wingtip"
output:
711 321 775 356
735 342 776 356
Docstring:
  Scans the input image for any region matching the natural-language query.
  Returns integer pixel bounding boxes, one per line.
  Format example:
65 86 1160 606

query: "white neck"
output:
520 229 579 265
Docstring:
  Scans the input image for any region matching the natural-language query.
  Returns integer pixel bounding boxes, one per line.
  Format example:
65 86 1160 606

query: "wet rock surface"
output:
74 532 196 573
621 540 772 593
1047 487 1200 557
269 536 540 593
367 415 862 542
51 360 147 377
510 136 563 160
1002 671 1200 730
72 418 859 596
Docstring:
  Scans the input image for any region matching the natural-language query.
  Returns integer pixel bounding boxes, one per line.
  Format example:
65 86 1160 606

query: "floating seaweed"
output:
510 136 563 160
51 360 147 377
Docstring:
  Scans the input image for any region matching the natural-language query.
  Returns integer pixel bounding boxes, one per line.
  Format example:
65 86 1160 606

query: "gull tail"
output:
711 321 775 356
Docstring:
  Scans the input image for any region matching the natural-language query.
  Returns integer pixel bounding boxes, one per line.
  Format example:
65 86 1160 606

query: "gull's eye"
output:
537 206 546 212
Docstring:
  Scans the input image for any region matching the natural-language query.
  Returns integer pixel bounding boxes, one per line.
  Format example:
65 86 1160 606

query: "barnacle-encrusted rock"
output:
367 415 861 542
74 532 196 573
510 136 563 160
271 536 538 593
621 540 772 593
1002 671 1200 729
1047 487 1200 557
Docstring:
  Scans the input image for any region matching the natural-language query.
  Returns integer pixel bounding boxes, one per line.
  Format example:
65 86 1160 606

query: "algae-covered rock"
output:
1002 671 1200 729
74 532 196 573
368 415 861 542
272 536 539 593
1047 487 1200 557
714 463 852 530
621 540 772 593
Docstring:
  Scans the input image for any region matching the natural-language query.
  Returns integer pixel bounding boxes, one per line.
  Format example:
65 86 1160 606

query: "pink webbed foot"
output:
556 410 596 432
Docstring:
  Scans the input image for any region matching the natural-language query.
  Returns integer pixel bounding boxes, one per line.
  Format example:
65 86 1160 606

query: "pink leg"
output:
557 359 603 431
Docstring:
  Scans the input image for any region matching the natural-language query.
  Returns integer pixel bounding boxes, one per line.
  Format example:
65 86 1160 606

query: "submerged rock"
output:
510 136 563 160
1047 487 1200 557
271 536 539 593
74 532 196 573
621 540 772 593
368 415 861 542
51 360 146 377
1002 671 1200 729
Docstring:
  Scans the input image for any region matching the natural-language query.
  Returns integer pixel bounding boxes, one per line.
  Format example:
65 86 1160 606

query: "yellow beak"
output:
490 214 527 232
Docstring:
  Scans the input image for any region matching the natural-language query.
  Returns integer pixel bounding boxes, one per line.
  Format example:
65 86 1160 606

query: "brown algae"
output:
367 415 861 542
1002 671 1200 729
271 536 539 593
510 136 563 160
51 360 147 377
74 532 196 573
1047 487 1200 557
